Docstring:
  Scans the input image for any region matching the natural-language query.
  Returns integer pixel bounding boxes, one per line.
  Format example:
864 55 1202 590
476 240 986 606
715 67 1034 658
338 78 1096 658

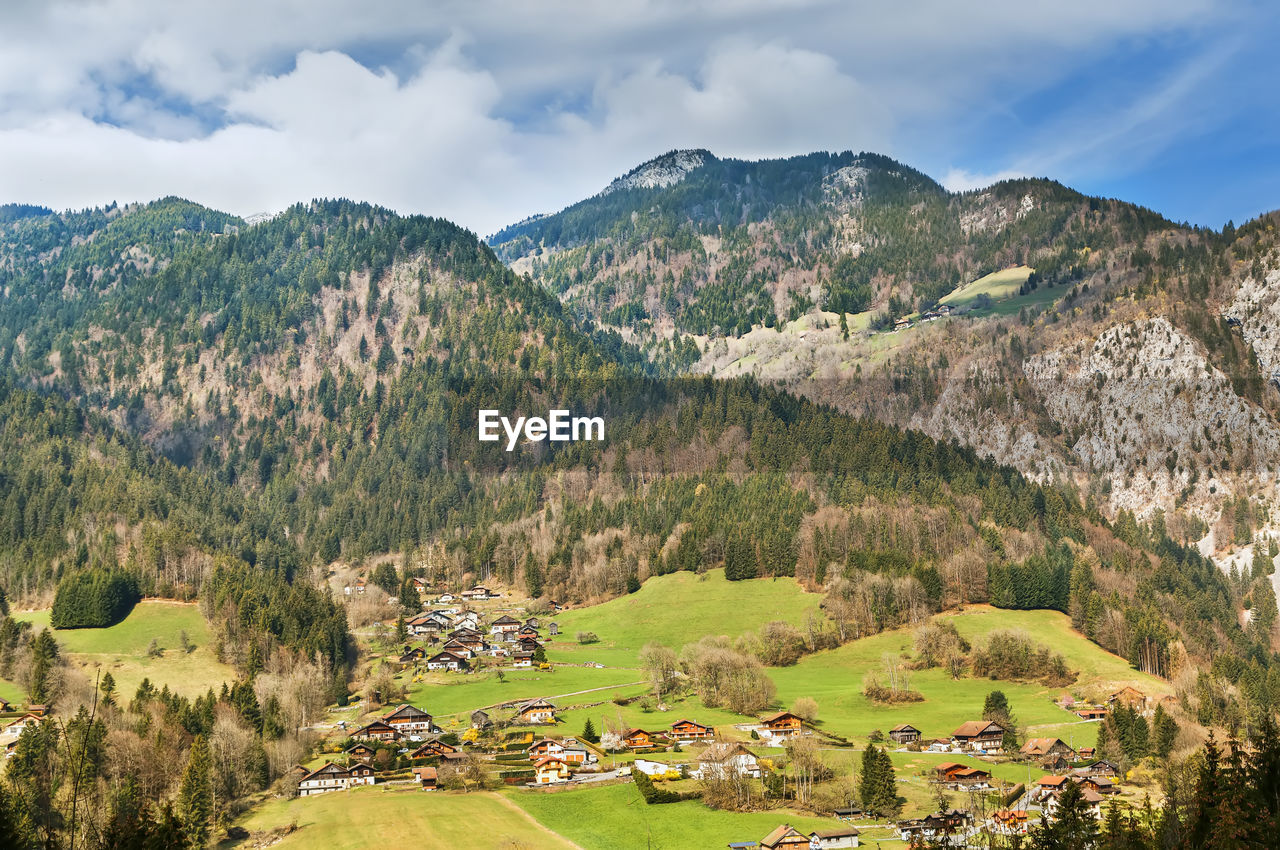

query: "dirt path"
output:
490 792 588 850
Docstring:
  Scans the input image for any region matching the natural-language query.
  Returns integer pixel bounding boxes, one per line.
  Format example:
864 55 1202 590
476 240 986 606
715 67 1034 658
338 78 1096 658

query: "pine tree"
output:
1151 704 1177 760
1037 778 1098 849
395 614 408 644
582 718 599 744
176 735 213 847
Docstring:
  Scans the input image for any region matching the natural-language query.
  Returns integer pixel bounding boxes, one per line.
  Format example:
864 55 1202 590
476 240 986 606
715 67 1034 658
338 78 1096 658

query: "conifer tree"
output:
176 735 213 848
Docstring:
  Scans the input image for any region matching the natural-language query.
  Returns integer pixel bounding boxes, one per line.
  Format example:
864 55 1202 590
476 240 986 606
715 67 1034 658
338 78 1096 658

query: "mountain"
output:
491 149 1280 588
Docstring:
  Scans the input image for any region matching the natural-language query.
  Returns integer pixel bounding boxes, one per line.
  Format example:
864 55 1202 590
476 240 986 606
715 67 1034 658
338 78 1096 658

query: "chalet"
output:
1108 687 1147 710
440 639 474 659
761 711 804 738
548 622 560 636
426 651 469 672
1075 707 1108 721
670 719 714 741
412 765 438 790
352 721 400 742
436 593 456 604
1034 775 1070 801
833 807 864 821
1077 746 1097 761
290 763 311 778
490 615 521 636
1043 787 1104 820
1079 776 1119 795
624 728 658 749
888 723 921 745
406 615 441 637
298 761 375 796
1021 737 1076 761
383 704 436 733
548 600 563 612
897 810 972 842
456 612 482 631
411 577 431 596
397 647 426 665
461 585 494 601
517 637 543 654
1075 759 1119 778
512 651 535 668
26 705 49 717
4 714 43 734
528 738 568 760
426 611 452 627
951 720 1005 752
488 645 511 659
694 743 762 780
935 763 991 789
471 709 492 729
991 810 1029 835
455 634 487 654
893 316 912 332
411 737 458 758
353 577 367 594
533 756 573 784
345 743 376 763
758 825 811 849
525 617 541 629
808 826 860 848
516 698 557 725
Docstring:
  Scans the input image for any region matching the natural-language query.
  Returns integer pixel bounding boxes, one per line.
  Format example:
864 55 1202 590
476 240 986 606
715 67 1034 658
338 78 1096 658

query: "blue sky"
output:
0 1 1275 234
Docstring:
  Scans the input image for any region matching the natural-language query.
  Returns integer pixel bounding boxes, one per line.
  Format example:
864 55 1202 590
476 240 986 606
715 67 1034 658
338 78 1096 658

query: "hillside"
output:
492 149 1280 580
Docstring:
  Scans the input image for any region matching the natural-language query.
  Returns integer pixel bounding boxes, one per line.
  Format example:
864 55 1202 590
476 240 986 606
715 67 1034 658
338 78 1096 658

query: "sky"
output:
1 0 1277 236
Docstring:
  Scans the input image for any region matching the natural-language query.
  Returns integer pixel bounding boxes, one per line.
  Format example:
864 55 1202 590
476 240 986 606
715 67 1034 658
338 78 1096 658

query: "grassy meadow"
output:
14 600 237 698
940 265 1034 308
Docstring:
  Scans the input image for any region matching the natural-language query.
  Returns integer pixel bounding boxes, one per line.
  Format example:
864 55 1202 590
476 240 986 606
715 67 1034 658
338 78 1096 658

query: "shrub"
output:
576 631 600 644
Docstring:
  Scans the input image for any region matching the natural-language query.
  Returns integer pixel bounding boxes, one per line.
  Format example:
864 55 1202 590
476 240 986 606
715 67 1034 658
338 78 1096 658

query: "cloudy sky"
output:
1 0 1277 235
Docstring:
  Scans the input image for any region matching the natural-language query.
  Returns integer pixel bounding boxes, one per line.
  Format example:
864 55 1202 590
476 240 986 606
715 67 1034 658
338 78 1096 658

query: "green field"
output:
940 265 1034 308
770 604 1169 744
231 786 578 850
405 664 644 727
15 601 237 698
509 782 835 850
551 569 822 668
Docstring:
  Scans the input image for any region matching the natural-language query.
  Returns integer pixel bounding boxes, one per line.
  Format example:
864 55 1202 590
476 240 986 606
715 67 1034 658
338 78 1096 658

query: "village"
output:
263 574 1176 848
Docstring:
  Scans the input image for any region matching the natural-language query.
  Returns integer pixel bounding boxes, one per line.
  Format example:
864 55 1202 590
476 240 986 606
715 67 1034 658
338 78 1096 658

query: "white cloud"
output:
0 0 1263 232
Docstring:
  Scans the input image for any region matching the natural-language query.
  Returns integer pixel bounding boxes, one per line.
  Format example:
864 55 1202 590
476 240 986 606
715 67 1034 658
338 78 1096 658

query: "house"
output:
808 826 860 848
1108 687 1147 710
427 651 469 672
471 709 492 730
397 647 426 665
758 825 812 849
441 638 474 658
528 738 568 760
548 622 560 636
1034 776 1070 801
1021 738 1076 761
935 763 991 789
533 756 573 784
517 637 543 654
833 806 864 821
345 743 376 763
406 614 441 637
951 720 1005 752
525 617 541 629
897 811 972 843
560 741 592 765
491 615 521 636
298 762 375 796
624 728 658 749
512 651 535 668
411 737 458 758
634 758 674 777
461 585 494 601
454 633 487 654
670 719 714 741
694 743 761 779
26 705 49 718
888 723 921 744
1079 776 1119 795
4 714 43 734
412 765 438 790
352 721 400 742
436 593 456 604
289 763 311 778
1043 787 1104 820
1076 707 1108 721
383 704 436 734
517 698 557 724
761 711 804 738
353 577 367 594
411 577 431 596
1076 746 1097 761
1075 759 1120 778
991 810 1029 835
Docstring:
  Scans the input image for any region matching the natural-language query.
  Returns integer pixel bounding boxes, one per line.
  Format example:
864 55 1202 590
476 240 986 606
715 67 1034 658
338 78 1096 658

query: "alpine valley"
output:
2 150 1280 849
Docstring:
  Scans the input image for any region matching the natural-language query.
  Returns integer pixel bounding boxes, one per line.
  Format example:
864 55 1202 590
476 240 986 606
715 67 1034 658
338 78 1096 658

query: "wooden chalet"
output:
471 709 492 729
411 737 458 758
624 728 659 749
461 585 495 601
298 761 375 796
516 698 557 724
888 723 921 744
1021 737 1076 761
533 756 573 784
897 810 972 842
413 765 438 790
991 810 1029 835
383 704 435 733
26 705 49 717
808 826 860 848
951 720 1005 751
1108 687 1147 710
548 621 560 635
512 651 535 668
1078 776 1119 795
758 825 811 849
397 647 426 665
490 615 521 636
344 743 376 763
670 719 714 741
1074 759 1119 778
1077 746 1097 760
760 711 803 738
352 720 400 742
935 762 991 788
1075 707 1108 721
517 636 543 653
4 714 43 734
524 617 541 629
427 650 469 671
695 743 761 779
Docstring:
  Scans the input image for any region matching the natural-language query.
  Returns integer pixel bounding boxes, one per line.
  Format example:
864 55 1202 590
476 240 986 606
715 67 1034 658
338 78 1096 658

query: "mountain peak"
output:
601 149 713 195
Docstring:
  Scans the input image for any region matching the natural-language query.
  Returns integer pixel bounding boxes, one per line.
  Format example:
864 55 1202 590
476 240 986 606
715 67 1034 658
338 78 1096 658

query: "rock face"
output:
601 149 709 194
1226 267 1280 386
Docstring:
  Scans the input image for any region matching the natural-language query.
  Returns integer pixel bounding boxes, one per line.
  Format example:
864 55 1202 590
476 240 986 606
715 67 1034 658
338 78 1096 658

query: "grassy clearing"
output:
0 677 23 706
940 265 1033 308
769 605 1166 744
14 601 236 698
403 664 643 726
230 786 578 850
508 782 835 850
551 569 821 669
